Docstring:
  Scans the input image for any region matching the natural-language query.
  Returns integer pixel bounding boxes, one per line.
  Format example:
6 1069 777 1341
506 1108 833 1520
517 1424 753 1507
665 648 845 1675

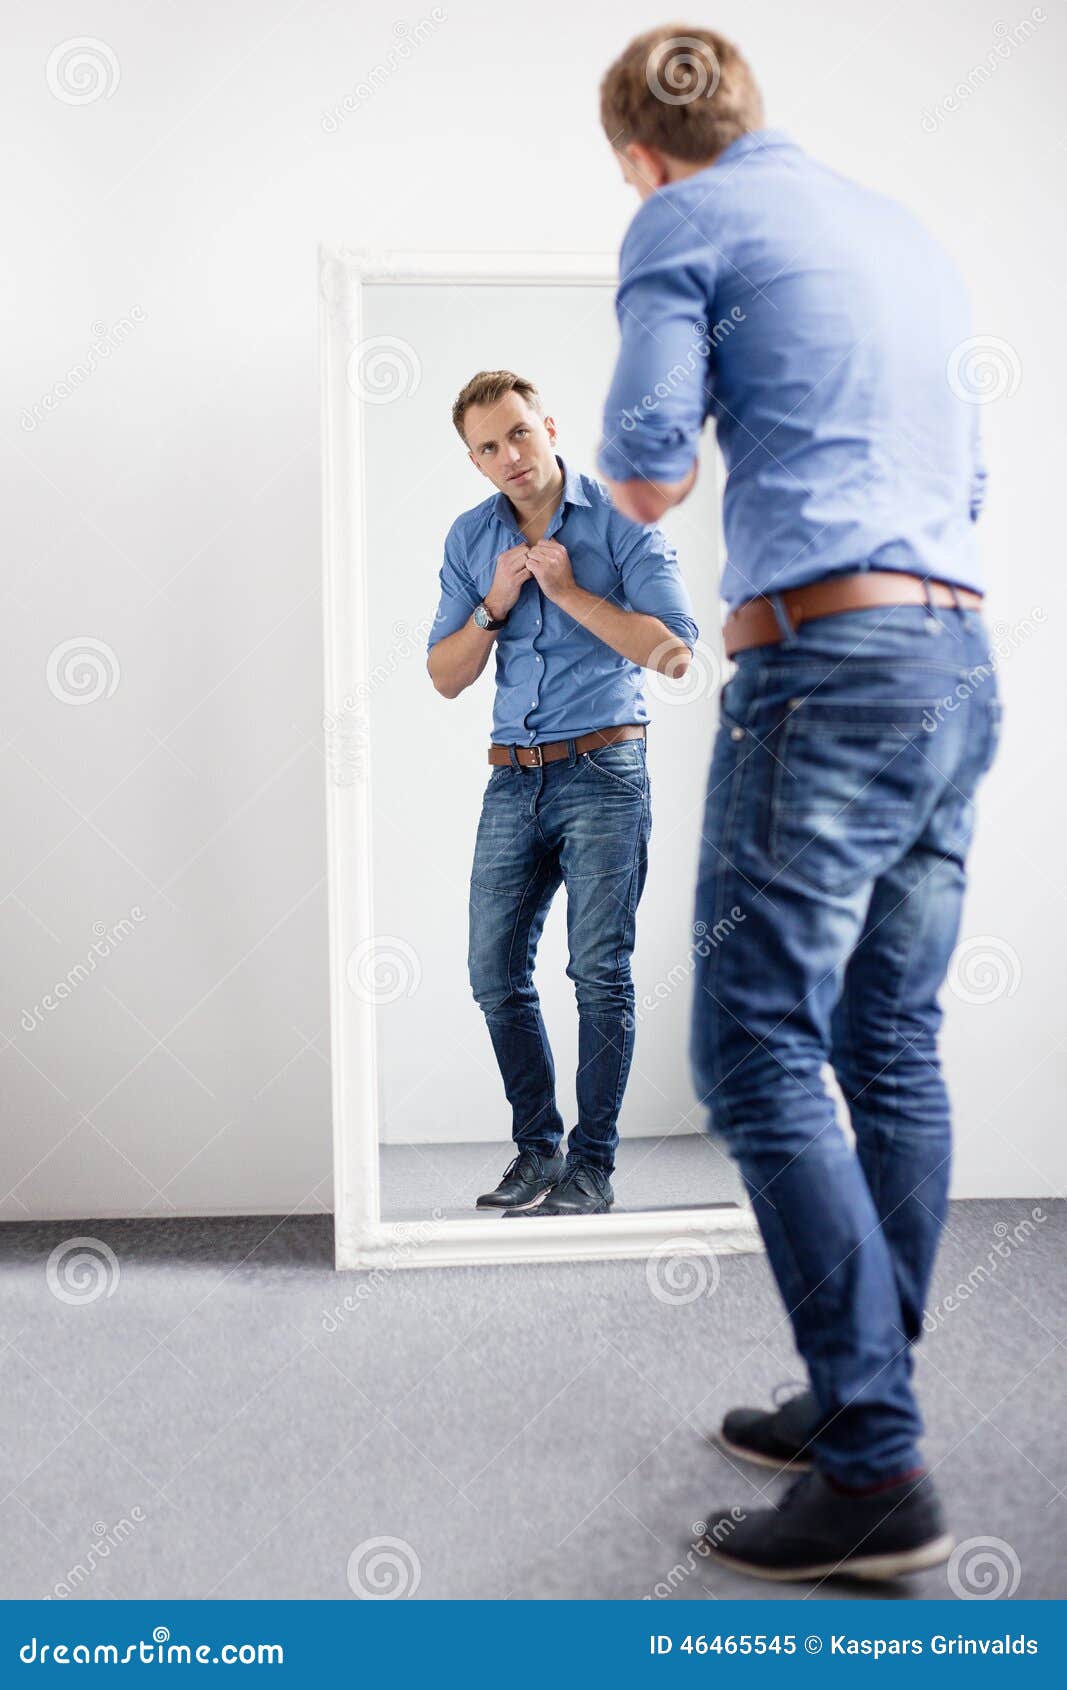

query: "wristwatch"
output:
473 600 507 631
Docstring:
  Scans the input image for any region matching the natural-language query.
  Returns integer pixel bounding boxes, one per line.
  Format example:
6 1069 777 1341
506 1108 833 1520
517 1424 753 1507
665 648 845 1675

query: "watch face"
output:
474 604 489 627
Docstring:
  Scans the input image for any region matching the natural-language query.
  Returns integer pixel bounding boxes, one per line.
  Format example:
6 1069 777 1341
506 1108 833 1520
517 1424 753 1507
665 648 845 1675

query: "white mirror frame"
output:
319 243 762 1271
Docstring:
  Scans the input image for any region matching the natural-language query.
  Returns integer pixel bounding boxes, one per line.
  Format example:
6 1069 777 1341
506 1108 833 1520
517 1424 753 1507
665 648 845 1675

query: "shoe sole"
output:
714 1432 813 1473
475 1185 555 1213
508 1199 614 1218
703 1532 955 1583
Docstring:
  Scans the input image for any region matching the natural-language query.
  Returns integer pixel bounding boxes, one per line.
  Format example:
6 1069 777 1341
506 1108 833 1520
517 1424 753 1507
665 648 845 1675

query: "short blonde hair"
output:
452 370 543 444
600 25 764 163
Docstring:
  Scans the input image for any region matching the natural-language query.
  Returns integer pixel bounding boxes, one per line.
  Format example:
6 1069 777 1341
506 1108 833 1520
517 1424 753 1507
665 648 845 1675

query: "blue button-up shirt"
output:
427 455 699 745
598 129 986 609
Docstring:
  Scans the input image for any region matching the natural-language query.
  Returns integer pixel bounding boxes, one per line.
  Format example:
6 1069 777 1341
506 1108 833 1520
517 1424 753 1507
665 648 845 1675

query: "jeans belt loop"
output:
768 590 799 647
566 737 578 767
507 744 520 769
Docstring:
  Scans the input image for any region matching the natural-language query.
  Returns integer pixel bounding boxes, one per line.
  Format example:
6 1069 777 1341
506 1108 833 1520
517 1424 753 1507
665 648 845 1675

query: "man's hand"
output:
484 544 533 621
524 538 577 606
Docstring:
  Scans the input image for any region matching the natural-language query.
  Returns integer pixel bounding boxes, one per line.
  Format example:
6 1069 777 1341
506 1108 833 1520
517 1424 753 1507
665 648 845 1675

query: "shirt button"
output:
730 725 745 741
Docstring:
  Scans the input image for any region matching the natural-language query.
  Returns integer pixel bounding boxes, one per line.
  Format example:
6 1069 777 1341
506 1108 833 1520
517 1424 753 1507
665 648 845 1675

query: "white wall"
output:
2 0 1062 1219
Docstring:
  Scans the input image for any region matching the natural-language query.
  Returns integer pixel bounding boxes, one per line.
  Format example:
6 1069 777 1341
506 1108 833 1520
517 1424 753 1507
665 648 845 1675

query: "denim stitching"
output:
702 714 752 1140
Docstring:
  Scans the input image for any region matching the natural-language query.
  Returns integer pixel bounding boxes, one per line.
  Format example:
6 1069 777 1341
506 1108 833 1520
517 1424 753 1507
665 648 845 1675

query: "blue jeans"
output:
467 736 652 1174
690 600 1003 1486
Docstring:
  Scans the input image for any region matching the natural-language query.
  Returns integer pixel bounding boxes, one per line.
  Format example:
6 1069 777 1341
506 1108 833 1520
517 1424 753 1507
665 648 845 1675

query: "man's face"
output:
464 392 558 506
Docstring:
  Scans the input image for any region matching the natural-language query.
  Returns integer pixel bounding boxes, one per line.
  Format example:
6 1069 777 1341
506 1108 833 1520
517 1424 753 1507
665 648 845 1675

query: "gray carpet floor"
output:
1 1194 1063 1601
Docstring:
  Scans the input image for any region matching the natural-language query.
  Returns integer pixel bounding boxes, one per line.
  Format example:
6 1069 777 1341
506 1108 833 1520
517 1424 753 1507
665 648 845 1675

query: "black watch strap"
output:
474 600 507 631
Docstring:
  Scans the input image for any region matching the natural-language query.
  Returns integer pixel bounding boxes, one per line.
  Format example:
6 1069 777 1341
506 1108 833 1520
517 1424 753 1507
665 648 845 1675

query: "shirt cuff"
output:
597 422 697 487
657 613 699 651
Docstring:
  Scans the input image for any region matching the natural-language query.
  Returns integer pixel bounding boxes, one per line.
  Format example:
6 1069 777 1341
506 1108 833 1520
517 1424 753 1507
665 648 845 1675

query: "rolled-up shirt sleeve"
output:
611 512 699 650
427 522 481 653
598 197 715 485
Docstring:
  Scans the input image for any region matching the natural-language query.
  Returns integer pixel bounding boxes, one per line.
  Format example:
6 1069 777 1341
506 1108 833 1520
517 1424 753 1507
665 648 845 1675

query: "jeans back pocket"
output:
768 699 939 895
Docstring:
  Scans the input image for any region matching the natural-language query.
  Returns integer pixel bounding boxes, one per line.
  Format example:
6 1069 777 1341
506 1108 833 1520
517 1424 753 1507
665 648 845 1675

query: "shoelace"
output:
554 1161 605 1195
502 1152 540 1184
501 1155 604 1193
552 1162 584 1192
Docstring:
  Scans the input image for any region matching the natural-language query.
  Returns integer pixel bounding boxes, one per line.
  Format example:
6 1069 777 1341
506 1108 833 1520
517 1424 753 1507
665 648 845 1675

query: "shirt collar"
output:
713 127 799 168
490 453 589 537
655 128 799 206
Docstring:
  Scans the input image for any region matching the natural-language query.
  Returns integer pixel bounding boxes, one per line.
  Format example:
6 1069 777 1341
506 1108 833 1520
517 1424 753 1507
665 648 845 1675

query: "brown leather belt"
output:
723 571 984 659
488 723 646 769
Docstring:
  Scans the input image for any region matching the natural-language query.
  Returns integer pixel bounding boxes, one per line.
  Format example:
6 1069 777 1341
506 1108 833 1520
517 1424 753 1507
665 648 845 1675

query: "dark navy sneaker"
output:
506 1159 614 1216
701 1469 954 1583
475 1150 565 1211
717 1388 820 1472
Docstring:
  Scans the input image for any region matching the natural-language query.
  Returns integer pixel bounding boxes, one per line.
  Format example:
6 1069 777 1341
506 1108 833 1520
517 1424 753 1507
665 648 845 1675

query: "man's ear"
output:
542 414 557 444
622 140 667 192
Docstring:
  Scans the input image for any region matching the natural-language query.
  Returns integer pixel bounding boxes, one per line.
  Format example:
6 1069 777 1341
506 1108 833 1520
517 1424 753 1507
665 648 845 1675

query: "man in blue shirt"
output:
427 369 699 1217
597 25 1002 1581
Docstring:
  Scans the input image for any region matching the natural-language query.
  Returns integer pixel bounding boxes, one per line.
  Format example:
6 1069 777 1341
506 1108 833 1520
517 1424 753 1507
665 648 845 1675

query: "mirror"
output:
321 250 757 1270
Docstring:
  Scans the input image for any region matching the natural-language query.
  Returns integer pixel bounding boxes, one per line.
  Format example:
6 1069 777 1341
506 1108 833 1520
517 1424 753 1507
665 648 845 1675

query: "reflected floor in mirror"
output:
380 1134 745 1222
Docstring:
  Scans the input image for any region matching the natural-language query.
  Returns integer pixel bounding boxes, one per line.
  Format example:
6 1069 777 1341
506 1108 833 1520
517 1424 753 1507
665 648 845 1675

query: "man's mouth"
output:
508 468 532 482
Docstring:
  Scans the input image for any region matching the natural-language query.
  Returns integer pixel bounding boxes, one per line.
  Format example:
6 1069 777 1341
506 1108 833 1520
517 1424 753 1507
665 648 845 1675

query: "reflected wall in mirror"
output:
321 249 759 1270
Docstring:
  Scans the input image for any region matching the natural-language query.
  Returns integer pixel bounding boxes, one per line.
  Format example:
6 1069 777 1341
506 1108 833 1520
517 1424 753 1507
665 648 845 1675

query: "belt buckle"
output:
526 743 543 767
